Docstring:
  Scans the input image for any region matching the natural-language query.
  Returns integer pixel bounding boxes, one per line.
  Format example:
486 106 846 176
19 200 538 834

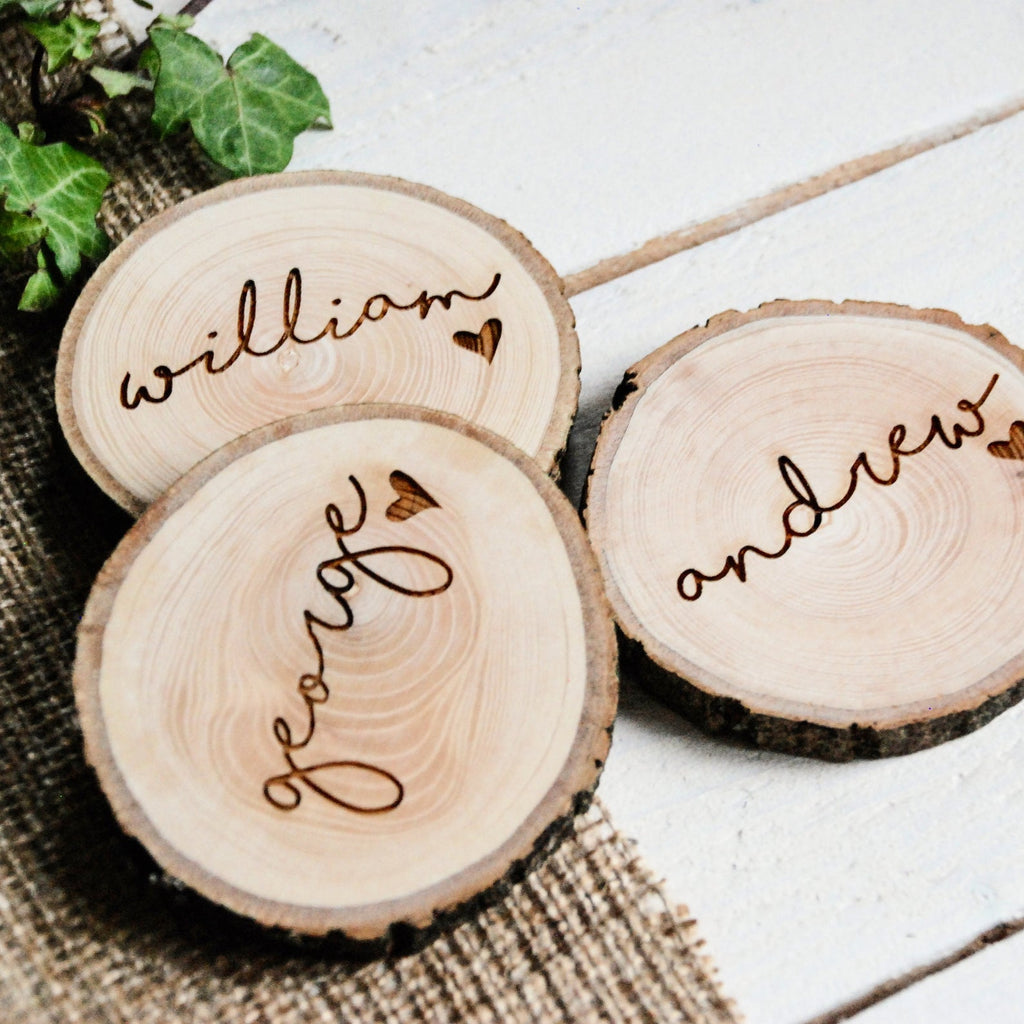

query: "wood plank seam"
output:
563 96 1024 299
799 917 1024 1024
178 0 216 18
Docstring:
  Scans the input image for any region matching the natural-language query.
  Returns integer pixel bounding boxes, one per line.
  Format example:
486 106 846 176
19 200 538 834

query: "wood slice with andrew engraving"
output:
73 405 616 942
56 171 579 514
585 300 1024 758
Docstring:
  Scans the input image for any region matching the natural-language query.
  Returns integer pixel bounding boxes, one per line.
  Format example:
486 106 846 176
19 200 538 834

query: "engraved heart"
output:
453 318 502 364
988 420 1024 460
386 470 441 521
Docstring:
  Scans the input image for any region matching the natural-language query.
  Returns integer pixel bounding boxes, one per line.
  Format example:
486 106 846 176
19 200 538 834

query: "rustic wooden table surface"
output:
119 2 1024 1020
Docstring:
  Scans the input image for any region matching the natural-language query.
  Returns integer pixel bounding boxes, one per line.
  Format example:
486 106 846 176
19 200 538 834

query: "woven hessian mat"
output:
0 17 738 1023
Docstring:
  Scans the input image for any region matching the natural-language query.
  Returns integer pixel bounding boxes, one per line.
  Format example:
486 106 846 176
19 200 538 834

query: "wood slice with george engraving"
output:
73 405 616 943
56 171 579 514
585 300 1024 758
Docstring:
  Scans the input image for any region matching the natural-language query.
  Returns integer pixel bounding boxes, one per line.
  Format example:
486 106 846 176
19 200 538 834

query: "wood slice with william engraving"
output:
585 300 1024 759
56 171 579 514
74 405 616 943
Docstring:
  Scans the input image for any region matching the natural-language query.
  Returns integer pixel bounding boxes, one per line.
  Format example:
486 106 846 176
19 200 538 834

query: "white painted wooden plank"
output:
574 113 1024 1024
847 930 1024 1024
187 0 1024 277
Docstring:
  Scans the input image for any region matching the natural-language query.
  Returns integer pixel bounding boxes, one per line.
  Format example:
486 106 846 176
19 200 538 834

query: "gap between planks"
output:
178 0 217 17
799 917 1024 1024
562 94 1024 298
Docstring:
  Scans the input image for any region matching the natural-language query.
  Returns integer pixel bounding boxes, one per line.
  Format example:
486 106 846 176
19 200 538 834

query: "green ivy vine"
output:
0 0 331 310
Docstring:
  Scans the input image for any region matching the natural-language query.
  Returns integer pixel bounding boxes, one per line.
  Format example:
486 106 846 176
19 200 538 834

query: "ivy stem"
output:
29 42 45 119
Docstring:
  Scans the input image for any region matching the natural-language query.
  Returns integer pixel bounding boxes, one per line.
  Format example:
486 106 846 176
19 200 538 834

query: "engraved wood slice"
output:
74 405 616 941
585 300 1024 759
56 171 579 514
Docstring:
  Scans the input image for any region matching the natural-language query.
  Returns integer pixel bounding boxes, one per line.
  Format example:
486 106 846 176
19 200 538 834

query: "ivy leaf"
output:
0 204 46 259
19 250 60 311
24 14 101 72
0 0 66 15
147 27 331 176
0 122 108 291
90 65 152 99
149 11 192 31
145 28 223 135
17 121 44 145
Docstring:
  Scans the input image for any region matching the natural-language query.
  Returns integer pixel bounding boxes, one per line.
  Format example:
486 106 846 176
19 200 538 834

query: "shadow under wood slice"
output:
73 405 617 943
56 171 579 515
584 299 1024 759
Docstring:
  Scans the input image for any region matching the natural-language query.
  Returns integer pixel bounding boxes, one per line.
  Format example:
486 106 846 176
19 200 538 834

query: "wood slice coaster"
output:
74 405 616 941
585 300 1024 759
56 171 578 514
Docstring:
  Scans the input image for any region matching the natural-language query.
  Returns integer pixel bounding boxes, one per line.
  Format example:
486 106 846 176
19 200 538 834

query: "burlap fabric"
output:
0 15 738 1022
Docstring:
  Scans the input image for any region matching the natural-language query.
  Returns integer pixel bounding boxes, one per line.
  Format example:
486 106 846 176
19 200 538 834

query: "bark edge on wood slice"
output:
56 171 579 515
584 299 1024 760
74 404 616 944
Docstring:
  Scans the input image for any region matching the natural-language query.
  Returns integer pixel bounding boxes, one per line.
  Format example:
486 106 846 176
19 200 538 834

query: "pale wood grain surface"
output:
586 301 1024 754
58 172 577 510
75 406 615 939
107 0 1024 1018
